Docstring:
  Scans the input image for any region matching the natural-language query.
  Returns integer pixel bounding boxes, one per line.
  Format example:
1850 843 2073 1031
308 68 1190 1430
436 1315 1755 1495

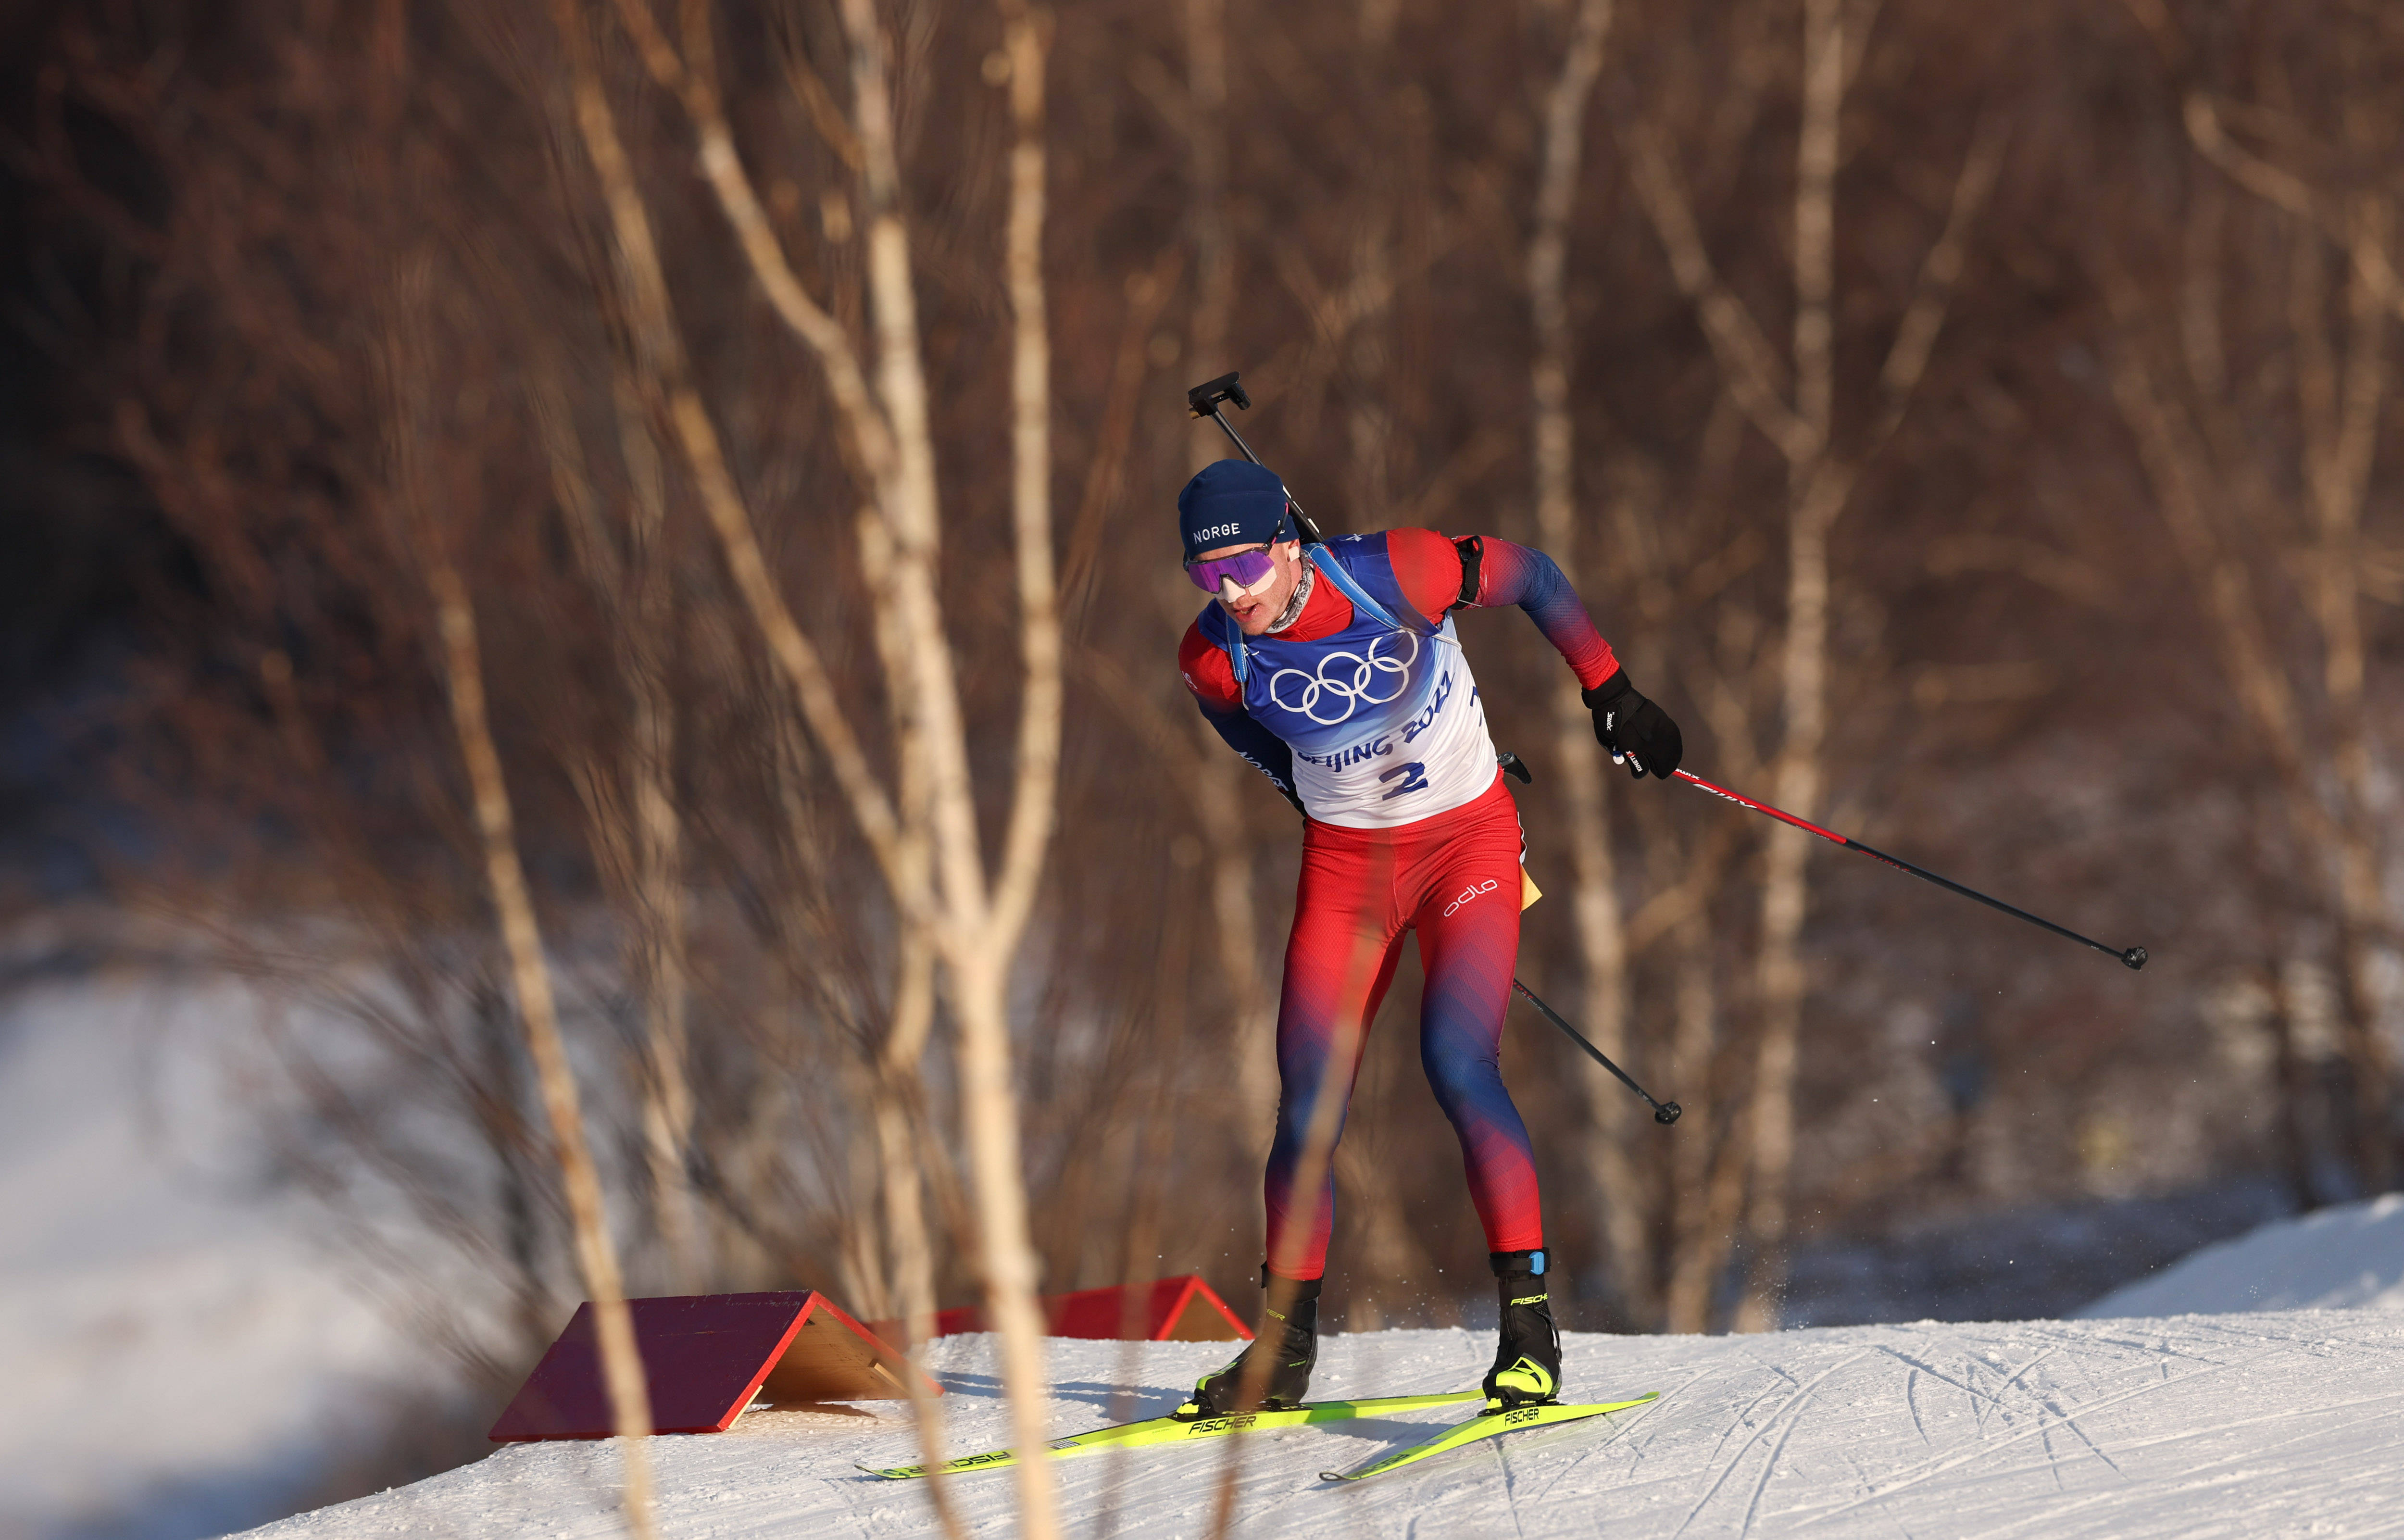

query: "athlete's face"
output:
1196 538 1306 635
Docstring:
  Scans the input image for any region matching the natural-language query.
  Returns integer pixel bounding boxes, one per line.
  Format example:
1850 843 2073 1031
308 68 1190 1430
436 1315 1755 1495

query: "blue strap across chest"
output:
1211 543 1435 687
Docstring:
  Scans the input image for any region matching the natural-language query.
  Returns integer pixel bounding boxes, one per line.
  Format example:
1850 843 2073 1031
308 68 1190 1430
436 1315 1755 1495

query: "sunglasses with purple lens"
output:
1184 545 1279 594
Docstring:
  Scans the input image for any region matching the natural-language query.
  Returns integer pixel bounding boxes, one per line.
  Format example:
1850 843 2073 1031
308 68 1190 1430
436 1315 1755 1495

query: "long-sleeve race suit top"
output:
1177 528 1619 828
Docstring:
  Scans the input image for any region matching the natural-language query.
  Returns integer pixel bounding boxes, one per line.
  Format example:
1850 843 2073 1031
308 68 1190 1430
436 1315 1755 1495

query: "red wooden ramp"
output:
489 1290 938 1442
876 1275 1252 1344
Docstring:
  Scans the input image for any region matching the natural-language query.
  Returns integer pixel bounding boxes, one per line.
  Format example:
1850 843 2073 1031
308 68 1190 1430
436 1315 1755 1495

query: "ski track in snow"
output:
233 1310 2404 1540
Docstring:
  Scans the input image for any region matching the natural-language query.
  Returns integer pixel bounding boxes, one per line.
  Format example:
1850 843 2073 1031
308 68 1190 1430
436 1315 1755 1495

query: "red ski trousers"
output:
1263 773 1544 1282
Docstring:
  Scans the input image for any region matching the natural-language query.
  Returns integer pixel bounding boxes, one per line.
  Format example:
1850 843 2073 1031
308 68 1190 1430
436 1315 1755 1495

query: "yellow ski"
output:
1320 1391 1659 1482
859 1390 1481 1479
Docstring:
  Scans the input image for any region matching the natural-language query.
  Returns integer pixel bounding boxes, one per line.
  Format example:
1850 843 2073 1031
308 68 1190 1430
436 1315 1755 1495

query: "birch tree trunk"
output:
1730 0 1845 1334
537 363 704 1292
1525 0 1647 1323
421 537 657 1540
615 376 703 1291
1740 11 2006 1329
2111 105 2401 1191
2295 205 2396 1193
951 9 1064 1533
549 2 1067 1531
1183 0 1280 1147
829 1 1063 1529
2168 59 2404 1185
1621 4 1998 1327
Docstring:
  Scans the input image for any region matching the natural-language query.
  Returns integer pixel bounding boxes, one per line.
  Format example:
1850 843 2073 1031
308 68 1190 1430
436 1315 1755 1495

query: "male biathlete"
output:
1170 458 1683 1418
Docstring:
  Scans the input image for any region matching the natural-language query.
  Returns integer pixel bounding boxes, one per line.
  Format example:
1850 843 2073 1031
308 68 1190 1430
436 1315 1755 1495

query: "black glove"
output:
1582 668 1682 780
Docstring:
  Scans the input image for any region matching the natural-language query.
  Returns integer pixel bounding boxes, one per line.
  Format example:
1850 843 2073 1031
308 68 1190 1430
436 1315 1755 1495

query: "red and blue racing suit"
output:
1178 528 1620 1282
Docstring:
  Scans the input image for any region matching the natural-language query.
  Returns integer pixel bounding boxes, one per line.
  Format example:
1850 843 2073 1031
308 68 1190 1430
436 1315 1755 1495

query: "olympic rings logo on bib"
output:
1267 632 1420 725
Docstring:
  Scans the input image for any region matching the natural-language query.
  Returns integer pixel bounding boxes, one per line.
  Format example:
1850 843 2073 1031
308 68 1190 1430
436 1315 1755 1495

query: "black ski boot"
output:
1177 1275 1321 1419
1482 1249 1563 1410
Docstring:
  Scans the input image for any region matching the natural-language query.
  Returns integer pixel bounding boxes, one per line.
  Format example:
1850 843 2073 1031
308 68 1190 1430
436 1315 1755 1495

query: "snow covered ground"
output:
0 973 438 1540
13 952 2403 1540
238 1309 2404 1539
2081 1193 2404 1317
1782 1180 2297 1328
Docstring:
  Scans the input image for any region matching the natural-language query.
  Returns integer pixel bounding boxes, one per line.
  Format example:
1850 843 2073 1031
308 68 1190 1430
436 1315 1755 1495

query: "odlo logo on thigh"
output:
1443 879 1499 918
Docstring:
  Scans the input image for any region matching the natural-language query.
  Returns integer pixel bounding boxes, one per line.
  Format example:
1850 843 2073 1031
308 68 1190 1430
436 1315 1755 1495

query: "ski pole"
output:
1511 979 1682 1125
1186 371 1328 543
1671 769 2149 970
1488 751 1678 1123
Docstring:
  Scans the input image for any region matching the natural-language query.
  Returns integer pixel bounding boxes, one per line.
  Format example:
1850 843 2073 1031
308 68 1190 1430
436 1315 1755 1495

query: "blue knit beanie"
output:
1177 460 1293 561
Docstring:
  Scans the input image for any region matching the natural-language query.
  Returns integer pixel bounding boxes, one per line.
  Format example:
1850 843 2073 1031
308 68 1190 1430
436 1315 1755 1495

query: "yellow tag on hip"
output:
1520 869 1542 911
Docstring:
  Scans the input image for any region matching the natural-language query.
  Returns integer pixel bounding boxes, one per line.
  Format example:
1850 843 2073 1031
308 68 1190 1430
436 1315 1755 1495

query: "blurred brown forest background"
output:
4 0 2402 1490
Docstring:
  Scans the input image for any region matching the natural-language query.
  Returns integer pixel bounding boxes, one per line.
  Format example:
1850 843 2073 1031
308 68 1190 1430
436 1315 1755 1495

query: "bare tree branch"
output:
548 0 908 896
988 0 1064 958
1869 111 2008 450
400 293 657 1537
1621 119 1812 462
